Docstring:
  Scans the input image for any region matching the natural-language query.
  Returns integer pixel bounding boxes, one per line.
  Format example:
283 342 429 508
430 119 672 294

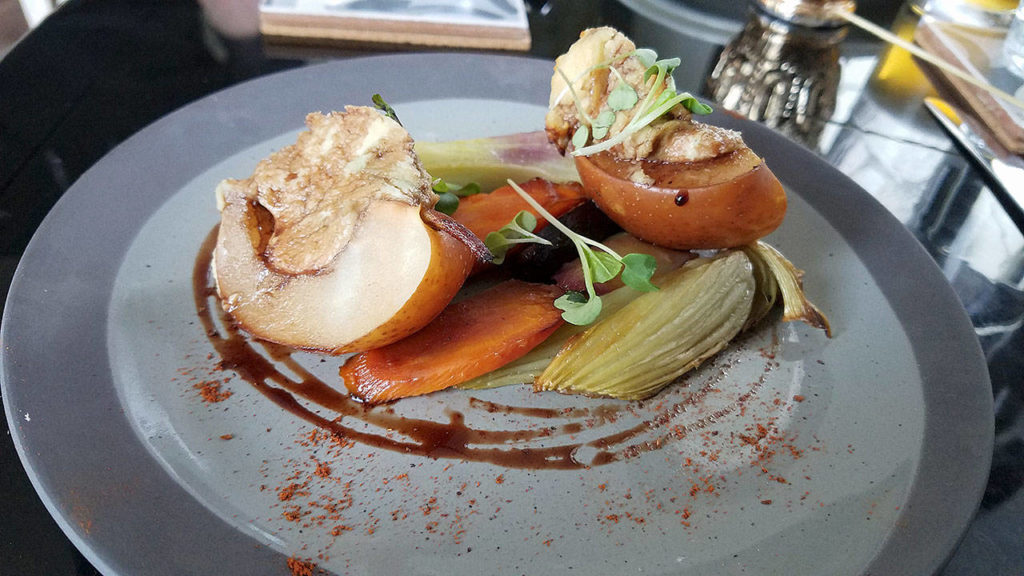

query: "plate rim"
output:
1 52 993 575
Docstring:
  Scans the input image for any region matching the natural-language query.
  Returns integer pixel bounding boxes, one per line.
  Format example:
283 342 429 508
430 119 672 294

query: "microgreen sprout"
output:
633 48 658 68
607 82 638 112
559 51 639 148
550 47 713 158
550 49 642 113
642 57 681 84
371 93 402 125
483 210 551 265
571 125 590 149
490 180 658 325
432 178 482 216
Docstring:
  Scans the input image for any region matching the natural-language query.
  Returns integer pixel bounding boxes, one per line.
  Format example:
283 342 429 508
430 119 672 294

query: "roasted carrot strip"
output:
341 280 565 404
453 178 586 240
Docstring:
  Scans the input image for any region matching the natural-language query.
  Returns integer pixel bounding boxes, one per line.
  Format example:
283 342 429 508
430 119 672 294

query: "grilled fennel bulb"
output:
535 251 755 399
463 241 829 399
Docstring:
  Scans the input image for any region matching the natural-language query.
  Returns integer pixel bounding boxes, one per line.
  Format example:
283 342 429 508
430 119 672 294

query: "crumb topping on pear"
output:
251 107 434 275
211 106 476 354
546 27 744 165
546 27 639 152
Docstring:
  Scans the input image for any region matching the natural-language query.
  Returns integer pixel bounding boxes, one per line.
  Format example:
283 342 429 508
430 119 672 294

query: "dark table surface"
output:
2 0 1022 574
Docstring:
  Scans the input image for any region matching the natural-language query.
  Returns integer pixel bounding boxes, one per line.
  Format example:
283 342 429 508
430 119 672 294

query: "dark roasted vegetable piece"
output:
505 200 621 282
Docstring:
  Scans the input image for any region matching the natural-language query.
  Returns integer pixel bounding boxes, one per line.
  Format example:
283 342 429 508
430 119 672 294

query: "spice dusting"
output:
286 556 317 576
185 235 845 574
193 379 233 403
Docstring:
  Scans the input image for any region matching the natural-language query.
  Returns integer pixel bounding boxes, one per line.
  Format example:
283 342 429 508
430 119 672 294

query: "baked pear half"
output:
212 107 481 354
547 27 786 250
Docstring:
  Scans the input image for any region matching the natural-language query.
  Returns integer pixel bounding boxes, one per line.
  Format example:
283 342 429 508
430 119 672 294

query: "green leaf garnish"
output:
499 180 658 326
484 210 551 265
591 110 616 140
643 58 681 83
571 125 589 149
551 47 713 156
555 291 603 326
608 83 638 111
432 178 481 197
620 253 658 292
550 48 652 113
682 97 713 115
557 48 711 157
431 178 483 215
571 87 712 157
634 48 658 68
505 210 541 235
652 88 678 110
586 250 623 284
453 182 482 197
371 93 401 125
434 192 459 215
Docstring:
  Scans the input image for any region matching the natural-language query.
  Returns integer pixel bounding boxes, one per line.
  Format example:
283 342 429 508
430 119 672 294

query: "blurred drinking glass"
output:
1005 0 1024 77
754 0 856 26
909 0 1018 27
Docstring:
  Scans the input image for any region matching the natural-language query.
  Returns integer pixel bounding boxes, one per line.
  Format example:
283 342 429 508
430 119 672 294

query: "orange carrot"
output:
341 280 565 404
453 178 586 241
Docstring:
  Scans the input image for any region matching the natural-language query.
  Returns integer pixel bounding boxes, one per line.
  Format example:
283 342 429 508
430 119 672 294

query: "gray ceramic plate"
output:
1 54 993 576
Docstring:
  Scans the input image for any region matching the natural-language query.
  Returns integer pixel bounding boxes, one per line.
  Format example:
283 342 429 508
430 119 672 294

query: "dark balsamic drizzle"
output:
193 227 774 470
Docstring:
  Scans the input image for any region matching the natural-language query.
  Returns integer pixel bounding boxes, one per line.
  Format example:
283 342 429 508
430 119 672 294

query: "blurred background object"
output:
705 6 846 148
0 0 29 58
755 0 855 26
1005 0 1024 77
258 0 531 52
914 3 1024 153
910 0 1018 28
16 0 59 27
198 0 260 39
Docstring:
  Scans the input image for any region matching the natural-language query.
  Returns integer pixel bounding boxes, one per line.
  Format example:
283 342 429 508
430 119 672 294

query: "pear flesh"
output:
212 107 474 354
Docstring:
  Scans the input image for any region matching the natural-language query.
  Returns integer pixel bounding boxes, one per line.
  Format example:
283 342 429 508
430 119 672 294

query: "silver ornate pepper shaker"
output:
705 0 854 147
